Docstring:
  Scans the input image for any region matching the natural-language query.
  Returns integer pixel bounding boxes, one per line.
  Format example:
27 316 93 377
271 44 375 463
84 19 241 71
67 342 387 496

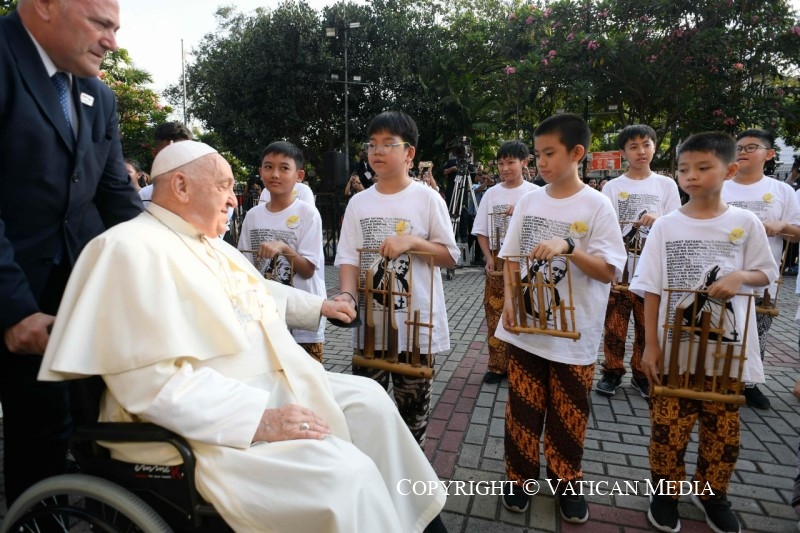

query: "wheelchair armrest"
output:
73 422 179 442
71 422 196 478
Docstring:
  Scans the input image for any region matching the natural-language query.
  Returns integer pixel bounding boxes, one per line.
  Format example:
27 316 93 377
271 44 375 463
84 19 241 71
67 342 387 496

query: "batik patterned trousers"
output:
505 345 593 486
299 342 324 363
353 351 433 448
601 290 646 380
650 384 740 498
484 258 508 375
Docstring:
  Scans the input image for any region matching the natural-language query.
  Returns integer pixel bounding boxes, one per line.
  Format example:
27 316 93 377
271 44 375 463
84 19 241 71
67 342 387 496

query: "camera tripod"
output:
446 170 479 280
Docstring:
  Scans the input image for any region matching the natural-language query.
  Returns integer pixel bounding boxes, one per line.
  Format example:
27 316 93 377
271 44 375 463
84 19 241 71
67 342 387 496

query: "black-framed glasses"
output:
736 144 769 154
362 142 410 155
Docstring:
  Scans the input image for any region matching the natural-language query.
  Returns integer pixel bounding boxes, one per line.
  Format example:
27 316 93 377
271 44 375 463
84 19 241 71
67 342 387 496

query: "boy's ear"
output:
724 162 739 181
296 169 305 183
572 144 586 163
406 145 416 162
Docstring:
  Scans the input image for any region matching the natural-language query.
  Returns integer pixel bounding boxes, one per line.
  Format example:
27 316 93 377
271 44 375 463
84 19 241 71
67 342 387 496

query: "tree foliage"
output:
171 0 800 177
0 0 16 16
100 49 172 170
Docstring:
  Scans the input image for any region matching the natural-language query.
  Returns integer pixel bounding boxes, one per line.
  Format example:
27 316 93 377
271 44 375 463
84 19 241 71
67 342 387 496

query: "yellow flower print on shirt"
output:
618 191 629 201
762 193 773 204
729 227 746 245
569 221 588 239
395 220 411 235
286 215 300 229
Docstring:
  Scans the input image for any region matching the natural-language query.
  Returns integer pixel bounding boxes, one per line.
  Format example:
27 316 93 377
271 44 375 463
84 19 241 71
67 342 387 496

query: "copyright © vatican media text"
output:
397 479 714 497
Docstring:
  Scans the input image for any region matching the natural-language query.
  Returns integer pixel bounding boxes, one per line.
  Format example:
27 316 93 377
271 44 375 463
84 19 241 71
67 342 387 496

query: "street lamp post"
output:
326 22 366 172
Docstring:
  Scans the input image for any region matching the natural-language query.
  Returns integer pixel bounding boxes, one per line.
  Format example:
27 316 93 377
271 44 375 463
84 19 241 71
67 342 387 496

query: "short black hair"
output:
736 128 774 149
154 121 192 142
124 158 141 172
497 140 529 161
678 132 736 165
367 111 419 148
618 124 657 150
260 141 305 170
534 113 590 156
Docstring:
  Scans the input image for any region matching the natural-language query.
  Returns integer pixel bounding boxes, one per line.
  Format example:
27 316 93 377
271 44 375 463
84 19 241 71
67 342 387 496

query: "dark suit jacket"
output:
0 11 143 331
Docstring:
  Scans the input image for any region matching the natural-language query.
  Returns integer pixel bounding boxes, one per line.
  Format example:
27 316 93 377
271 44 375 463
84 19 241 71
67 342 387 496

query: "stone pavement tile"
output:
464 424 488 445
440 512 466 532
727 481 785 504
448 412 471 432
464 517 529 532
444 493 471 514
739 512 799 532
458 443 483 469
470 492 499 520
530 494 557 531
433 451 457 478
760 500 800 521
586 503 650 529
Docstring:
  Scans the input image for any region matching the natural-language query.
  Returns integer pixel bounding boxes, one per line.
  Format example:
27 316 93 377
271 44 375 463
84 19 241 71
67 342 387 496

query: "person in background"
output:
139 121 193 206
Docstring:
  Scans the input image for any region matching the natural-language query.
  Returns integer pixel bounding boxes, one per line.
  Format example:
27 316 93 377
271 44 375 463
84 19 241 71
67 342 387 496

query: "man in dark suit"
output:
0 0 142 504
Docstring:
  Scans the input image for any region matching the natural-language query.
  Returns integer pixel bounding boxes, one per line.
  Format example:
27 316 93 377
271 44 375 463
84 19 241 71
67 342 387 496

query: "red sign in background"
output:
589 151 622 171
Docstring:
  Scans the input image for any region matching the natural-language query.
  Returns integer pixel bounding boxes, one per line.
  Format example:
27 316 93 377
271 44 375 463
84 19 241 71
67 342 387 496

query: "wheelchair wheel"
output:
2 474 172 533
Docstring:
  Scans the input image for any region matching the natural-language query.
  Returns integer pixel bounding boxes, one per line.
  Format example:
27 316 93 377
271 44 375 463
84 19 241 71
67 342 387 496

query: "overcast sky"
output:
117 0 354 92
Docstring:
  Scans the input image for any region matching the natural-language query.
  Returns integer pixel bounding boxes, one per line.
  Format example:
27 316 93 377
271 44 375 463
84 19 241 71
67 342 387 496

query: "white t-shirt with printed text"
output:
494 186 627 365
472 181 539 250
630 207 779 383
238 200 326 343
722 176 800 295
335 181 459 355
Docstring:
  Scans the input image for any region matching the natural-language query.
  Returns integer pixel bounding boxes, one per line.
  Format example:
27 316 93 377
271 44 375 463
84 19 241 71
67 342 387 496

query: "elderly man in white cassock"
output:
38 141 447 533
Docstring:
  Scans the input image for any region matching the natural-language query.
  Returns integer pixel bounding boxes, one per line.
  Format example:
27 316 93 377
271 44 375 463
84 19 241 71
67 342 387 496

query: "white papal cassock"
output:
39 204 446 533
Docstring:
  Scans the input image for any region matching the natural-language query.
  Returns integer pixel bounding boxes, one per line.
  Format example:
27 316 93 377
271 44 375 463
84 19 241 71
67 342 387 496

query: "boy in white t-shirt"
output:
721 128 800 410
238 141 327 362
631 132 778 533
472 140 538 384
597 125 681 399
496 113 626 521
335 111 459 447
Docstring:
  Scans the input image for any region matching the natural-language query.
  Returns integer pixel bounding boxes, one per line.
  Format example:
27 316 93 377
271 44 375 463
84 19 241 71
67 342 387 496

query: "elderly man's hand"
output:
793 378 800 401
253 404 331 443
4 312 55 355
322 297 357 324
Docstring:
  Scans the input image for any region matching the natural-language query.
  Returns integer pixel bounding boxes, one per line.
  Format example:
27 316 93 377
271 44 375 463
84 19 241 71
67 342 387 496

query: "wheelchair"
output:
1 377 231 532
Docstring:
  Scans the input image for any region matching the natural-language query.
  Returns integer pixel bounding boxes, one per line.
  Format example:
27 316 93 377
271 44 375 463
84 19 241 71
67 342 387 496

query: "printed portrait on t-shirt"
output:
370 255 410 310
675 264 739 342
520 256 568 326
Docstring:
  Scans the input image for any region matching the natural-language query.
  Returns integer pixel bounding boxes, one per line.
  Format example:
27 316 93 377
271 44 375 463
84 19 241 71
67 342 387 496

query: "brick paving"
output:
0 267 798 532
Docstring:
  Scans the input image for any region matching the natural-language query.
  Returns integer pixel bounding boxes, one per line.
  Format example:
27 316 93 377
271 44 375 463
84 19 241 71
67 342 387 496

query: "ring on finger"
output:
299 422 310 432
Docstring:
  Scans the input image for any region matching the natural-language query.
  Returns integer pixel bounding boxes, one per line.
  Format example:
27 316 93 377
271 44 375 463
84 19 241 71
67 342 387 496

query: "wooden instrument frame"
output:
487 212 510 276
504 254 580 340
351 249 436 379
612 220 645 292
653 289 755 405
754 241 789 317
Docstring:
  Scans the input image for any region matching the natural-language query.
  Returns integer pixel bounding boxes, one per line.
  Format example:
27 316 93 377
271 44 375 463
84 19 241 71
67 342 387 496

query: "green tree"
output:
0 0 16 16
100 49 172 171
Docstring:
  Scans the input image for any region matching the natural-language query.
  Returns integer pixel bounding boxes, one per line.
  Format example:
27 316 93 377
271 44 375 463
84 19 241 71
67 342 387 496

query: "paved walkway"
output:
0 267 798 532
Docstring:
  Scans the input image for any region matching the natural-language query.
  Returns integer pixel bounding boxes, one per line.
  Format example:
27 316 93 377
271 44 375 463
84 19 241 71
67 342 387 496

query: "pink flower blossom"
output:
541 58 549 66
733 62 744 70
543 8 552 17
597 9 609 18
504 65 517 75
640 15 651 23
526 16 534 25
507 13 517 20
713 109 724 116
791 26 800 36
567 32 575 42
775 88 786 96
647 55 657 63
548 49 557 58
587 40 600 51
709 66 719 74
724 117 736 126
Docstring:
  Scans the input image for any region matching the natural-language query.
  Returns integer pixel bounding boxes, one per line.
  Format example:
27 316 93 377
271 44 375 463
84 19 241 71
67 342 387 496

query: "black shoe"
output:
744 385 770 410
595 372 622 396
423 514 448 533
502 485 529 513
483 371 505 384
631 376 650 398
648 495 681 532
691 494 740 533
557 493 588 523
